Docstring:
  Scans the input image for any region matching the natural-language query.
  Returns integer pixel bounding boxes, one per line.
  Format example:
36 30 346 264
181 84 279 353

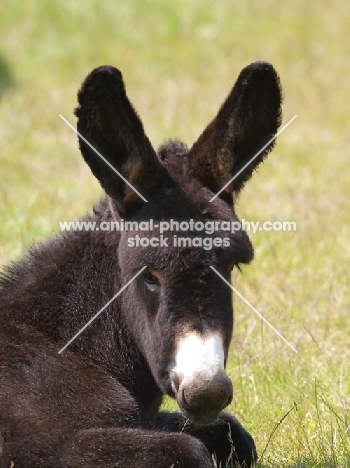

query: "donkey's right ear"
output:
74 66 164 217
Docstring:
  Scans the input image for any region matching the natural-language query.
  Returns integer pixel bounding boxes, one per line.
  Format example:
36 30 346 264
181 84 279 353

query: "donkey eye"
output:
143 271 158 284
142 269 160 291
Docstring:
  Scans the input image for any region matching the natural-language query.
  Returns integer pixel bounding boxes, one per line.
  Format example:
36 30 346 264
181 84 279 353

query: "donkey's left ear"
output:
188 62 282 200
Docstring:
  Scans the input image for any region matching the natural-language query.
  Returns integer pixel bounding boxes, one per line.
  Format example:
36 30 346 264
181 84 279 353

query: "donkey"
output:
0 62 282 467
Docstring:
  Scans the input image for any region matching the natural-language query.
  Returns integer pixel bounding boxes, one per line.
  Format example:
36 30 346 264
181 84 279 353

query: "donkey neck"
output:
0 197 162 412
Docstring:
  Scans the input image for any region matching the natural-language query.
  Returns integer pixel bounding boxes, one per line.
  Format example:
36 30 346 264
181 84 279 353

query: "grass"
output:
1 0 349 466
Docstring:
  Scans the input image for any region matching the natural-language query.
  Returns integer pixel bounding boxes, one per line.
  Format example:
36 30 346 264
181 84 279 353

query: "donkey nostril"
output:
225 391 233 408
171 373 183 396
181 388 188 405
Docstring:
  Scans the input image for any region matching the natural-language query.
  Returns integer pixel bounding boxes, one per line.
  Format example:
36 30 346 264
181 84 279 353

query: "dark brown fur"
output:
0 62 282 467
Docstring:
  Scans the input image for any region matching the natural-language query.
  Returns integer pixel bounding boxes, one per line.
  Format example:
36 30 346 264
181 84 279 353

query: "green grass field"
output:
1 1 349 466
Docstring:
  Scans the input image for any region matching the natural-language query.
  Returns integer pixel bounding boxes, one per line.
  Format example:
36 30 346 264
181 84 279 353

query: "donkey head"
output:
75 63 282 424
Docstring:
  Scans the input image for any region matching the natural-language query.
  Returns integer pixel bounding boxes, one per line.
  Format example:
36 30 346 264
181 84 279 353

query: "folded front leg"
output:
155 411 257 467
57 427 215 468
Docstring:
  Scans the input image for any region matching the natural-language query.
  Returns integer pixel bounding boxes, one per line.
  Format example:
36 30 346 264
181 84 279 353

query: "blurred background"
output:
0 1 349 466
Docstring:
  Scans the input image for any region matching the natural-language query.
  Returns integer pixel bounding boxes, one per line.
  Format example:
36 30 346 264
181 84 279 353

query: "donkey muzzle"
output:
170 332 233 424
172 370 233 425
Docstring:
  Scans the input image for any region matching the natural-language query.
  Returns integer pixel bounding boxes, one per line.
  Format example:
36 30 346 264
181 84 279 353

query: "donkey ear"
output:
188 62 282 200
74 66 163 217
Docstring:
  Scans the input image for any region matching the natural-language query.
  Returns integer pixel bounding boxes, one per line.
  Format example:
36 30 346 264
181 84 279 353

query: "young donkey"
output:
0 62 282 467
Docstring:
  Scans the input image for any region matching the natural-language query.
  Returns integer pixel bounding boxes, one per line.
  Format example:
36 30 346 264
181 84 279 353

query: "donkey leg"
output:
155 411 257 467
57 427 214 468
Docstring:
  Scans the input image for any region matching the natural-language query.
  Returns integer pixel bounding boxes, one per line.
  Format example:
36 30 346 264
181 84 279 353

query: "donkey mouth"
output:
178 404 230 426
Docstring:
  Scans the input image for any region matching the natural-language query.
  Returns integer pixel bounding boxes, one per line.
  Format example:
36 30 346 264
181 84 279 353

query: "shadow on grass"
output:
0 53 15 100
